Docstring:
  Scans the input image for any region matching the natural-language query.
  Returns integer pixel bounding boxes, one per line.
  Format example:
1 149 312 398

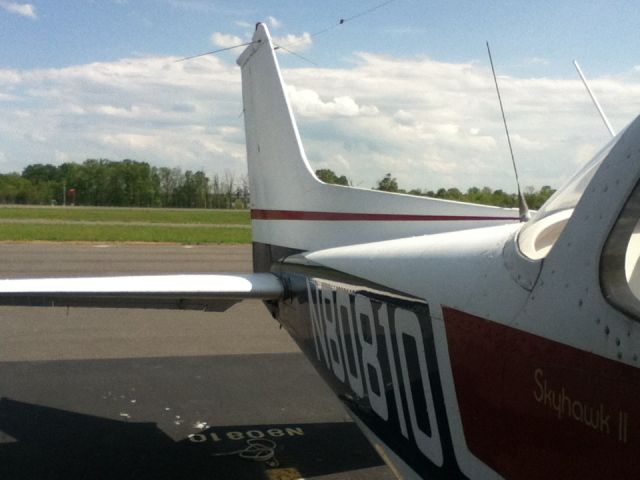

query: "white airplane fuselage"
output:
240 22 640 479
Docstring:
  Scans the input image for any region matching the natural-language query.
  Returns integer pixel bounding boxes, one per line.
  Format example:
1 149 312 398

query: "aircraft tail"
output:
237 23 519 271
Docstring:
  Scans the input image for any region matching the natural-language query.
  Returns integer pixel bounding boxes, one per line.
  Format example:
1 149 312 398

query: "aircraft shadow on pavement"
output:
0 398 386 480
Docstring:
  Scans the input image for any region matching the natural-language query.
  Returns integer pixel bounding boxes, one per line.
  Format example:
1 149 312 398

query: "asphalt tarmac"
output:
0 243 394 480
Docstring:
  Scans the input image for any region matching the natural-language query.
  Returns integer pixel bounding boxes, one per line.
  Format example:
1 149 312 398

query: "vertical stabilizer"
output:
237 23 519 271
237 24 319 211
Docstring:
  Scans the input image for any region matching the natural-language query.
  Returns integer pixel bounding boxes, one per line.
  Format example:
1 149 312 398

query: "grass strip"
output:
0 206 250 225
0 224 251 244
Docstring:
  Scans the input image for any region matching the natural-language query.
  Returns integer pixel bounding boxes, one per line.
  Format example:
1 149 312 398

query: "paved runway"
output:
0 243 394 480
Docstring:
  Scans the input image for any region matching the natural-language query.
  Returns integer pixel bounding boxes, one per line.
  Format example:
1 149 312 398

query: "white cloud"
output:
0 1 36 19
0 54 245 177
54 150 69 163
0 92 19 101
393 109 416 126
1 50 639 193
272 32 312 52
283 52 640 190
99 132 156 149
210 32 244 48
267 16 282 28
212 28 312 54
287 86 378 118
523 56 550 66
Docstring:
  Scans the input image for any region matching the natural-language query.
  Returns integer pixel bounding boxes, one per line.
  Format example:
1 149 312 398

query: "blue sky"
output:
3 1 639 75
2 0 640 191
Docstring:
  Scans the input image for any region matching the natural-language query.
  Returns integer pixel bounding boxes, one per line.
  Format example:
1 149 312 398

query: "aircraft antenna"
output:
273 44 318 66
178 1 399 64
276 0 399 53
573 60 616 137
174 42 259 63
486 41 530 222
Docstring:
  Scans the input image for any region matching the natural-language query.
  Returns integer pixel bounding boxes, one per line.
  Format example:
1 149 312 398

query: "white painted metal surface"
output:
305 113 640 369
0 273 283 311
305 223 530 324
516 114 640 366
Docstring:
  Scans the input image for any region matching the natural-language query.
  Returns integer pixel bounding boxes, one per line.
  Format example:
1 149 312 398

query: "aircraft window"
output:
518 134 619 260
602 182 640 319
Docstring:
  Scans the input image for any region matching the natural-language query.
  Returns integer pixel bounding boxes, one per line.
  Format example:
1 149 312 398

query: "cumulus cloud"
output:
267 16 282 28
54 150 70 162
0 1 36 18
272 32 312 52
210 32 244 48
283 52 640 190
0 92 19 101
1 49 639 192
212 25 312 54
523 57 550 66
286 86 378 118
0 54 245 177
393 109 416 126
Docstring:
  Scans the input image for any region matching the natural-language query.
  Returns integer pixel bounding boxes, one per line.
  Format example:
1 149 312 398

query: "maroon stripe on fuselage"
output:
443 306 640 479
251 209 519 221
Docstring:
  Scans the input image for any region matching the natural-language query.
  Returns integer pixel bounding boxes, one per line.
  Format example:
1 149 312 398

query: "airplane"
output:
1 22 639 479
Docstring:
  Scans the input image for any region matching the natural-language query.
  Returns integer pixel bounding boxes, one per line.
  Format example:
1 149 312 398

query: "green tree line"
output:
318 170 556 210
0 159 248 208
0 161 555 209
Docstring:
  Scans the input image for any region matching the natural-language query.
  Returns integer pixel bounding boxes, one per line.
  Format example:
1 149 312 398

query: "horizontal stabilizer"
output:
0 273 283 311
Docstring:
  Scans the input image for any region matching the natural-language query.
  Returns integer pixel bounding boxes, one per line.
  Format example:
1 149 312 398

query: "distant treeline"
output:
0 159 248 208
0 161 555 210
316 169 556 210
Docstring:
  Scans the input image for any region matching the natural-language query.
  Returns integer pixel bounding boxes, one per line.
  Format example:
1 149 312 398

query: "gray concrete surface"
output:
0 243 395 480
